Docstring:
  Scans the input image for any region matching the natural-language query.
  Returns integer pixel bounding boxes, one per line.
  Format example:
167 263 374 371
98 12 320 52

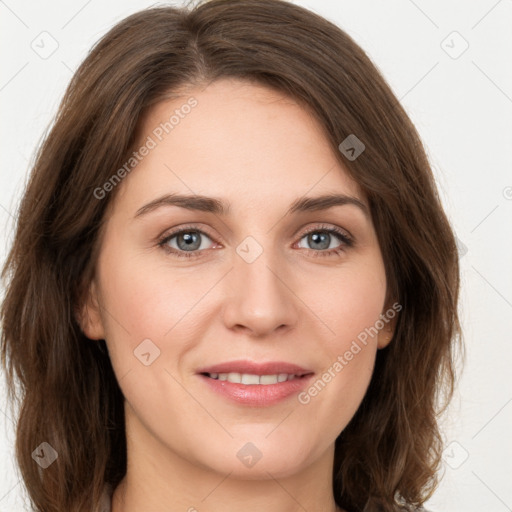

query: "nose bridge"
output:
222 235 298 335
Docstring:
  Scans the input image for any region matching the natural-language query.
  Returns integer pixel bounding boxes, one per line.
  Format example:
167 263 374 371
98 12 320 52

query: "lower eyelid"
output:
299 228 352 244
159 226 352 256
160 230 215 251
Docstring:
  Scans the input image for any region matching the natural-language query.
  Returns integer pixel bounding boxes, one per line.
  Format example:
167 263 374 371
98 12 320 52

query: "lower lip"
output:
198 374 314 407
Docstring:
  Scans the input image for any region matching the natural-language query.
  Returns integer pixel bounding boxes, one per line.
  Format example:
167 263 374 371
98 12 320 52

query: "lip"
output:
196 360 314 407
196 360 312 376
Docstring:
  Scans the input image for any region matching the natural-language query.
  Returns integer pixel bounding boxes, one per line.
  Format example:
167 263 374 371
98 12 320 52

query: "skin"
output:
80 78 395 512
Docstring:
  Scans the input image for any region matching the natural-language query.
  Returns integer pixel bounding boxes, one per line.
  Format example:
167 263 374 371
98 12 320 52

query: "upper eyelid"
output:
160 223 352 246
300 224 351 238
159 224 217 243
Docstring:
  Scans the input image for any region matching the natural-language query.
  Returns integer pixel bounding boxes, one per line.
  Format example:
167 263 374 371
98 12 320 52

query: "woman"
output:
0 0 461 511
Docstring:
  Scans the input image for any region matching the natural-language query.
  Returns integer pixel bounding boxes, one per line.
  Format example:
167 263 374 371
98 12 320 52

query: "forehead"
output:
114 78 364 215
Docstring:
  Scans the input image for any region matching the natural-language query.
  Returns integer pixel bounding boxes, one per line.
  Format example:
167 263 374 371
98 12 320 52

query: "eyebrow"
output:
134 193 369 219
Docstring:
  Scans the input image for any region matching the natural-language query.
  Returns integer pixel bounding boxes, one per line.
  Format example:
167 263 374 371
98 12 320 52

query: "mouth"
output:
201 372 311 385
196 360 314 406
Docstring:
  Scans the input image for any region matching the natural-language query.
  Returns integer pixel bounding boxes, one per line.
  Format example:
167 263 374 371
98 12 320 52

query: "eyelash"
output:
157 223 353 259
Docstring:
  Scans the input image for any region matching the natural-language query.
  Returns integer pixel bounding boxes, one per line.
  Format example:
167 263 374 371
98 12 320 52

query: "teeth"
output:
260 374 279 384
208 372 299 385
227 372 241 383
241 374 260 385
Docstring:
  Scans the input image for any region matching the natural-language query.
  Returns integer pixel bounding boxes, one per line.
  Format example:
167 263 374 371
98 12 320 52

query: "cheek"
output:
303 257 386 351
295 259 385 423
95 246 221 408
94 251 205 431
97 247 209 344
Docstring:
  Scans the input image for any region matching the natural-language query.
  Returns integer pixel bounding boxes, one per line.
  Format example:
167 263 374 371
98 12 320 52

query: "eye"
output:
296 225 353 257
158 226 216 259
158 223 353 259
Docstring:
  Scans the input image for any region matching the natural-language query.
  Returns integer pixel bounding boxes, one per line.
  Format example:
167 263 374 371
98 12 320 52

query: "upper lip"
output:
196 360 313 376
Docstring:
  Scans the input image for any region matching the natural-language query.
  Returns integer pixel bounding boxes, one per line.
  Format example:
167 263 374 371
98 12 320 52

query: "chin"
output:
189 434 319 480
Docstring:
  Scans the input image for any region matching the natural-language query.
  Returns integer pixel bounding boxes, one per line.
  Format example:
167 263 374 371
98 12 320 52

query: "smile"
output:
204 372 306 385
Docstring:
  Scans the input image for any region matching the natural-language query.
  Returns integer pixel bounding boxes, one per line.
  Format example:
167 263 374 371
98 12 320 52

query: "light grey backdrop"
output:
1 0 511 511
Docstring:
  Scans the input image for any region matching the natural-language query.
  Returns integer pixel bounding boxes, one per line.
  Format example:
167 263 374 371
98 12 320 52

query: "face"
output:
82 78 394 479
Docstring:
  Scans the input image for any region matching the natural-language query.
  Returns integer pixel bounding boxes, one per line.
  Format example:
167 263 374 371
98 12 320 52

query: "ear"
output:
377 307 399 349
75 279 106 340
377 320 395 349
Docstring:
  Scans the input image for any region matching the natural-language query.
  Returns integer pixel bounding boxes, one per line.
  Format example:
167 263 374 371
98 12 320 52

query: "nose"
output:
221 247 299 338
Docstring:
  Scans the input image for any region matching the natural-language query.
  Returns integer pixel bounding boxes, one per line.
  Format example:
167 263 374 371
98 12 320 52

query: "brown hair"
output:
1 1 461 510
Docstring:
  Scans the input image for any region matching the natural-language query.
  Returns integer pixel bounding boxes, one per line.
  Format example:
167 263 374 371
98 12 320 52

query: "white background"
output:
1 1 511 511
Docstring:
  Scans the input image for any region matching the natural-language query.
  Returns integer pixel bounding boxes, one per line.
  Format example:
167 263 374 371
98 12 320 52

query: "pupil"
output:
179 232 200 251
310 232 329 250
